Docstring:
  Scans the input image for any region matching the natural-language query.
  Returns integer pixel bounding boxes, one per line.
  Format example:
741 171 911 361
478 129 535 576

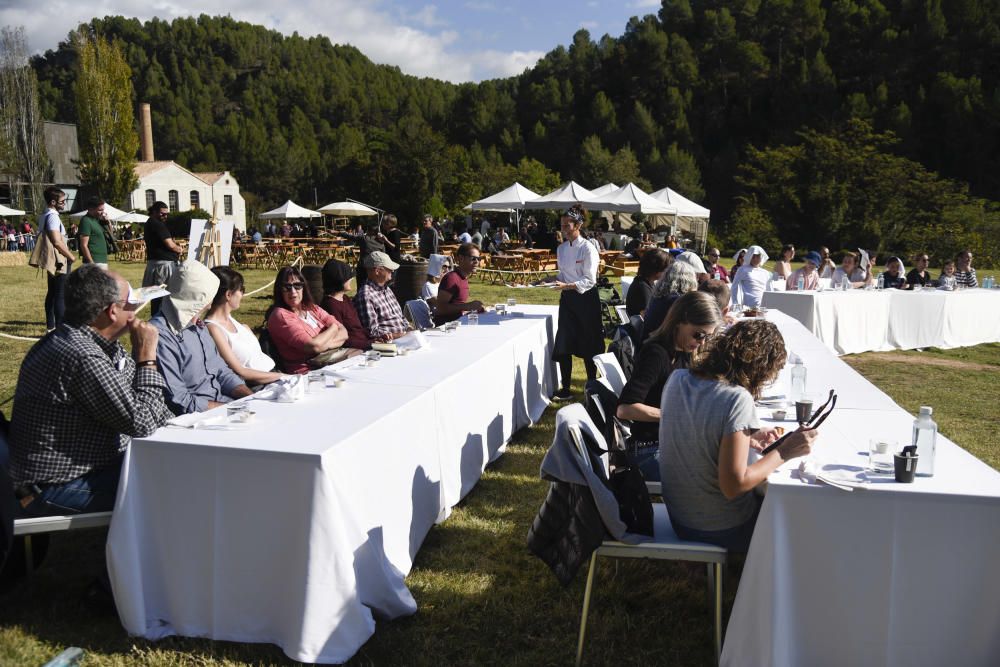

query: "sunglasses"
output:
692 331 714 341
707 254 719 258
281 282 304 291
465 256 482 263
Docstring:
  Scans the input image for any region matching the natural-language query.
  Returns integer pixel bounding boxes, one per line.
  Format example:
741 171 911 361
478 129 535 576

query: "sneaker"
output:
552 388 574 401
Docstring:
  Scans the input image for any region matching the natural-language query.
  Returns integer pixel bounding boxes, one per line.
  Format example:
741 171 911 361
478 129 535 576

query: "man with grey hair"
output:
640 262 699 346
9 264 171 516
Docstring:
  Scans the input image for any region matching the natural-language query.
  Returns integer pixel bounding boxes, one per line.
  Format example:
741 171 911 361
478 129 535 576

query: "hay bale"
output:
0 253 28 267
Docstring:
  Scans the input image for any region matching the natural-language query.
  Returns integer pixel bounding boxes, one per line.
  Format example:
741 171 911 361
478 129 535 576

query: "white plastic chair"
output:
592 353 627 396
405 299 434 330
565 421 727 666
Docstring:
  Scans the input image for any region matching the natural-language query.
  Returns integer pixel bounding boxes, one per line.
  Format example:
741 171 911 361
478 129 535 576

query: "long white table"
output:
762 287 1000 355
721 311 1000 666
107 305 558 664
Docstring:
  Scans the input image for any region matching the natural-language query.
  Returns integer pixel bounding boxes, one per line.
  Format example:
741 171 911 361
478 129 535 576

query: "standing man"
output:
78 196 112 269
418 214 439 258
703 248 730 283
9 264 171 516
551 205 603 400
142 201 183 315
434 243 485 324
32 186 76 331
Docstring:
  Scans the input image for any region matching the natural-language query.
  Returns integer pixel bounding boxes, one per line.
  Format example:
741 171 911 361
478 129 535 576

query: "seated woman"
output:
267 266 358 374
421 254 451 309
773 243 795 280
640 262 698 345
730 248 746 276
882 256 907 289
625 248 670 318
320 258 371 351
616 292 722 482
204 267 284 386
830 251 871 289
785 251 821 291
730 245 771 308
659 319 817 552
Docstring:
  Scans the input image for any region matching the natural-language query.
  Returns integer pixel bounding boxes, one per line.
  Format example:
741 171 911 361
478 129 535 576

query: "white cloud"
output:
629 0 660 8
0 1 541 82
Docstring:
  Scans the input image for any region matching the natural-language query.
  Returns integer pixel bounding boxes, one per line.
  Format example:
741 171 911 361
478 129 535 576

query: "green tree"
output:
0 26 49 212
73 28 139 206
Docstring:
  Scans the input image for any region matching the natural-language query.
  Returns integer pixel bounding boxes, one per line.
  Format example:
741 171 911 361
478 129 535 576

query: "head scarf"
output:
885 256 906 276
322 258 354 294
161 260 219 332
427 253 450 278
733 248 747 263
746 245 770 265
804 251 822 268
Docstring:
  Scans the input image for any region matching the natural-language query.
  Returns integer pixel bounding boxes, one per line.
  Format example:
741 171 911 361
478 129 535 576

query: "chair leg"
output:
24 535 34 576
712 561 723 664
576 551 599 667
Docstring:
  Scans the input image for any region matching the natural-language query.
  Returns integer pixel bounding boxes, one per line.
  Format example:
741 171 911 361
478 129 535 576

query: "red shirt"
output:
322 295 371 350
267 305 338 374
435 270 470 323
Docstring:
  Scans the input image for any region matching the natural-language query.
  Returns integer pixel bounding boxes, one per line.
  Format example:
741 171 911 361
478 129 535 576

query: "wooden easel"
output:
197 203 223 268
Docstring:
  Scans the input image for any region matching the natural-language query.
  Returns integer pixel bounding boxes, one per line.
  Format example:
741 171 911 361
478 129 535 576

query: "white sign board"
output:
187 218 235 267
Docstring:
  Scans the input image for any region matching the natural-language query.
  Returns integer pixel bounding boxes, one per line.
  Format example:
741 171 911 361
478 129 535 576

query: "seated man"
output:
9 264 172 516
354 251 411 341
150 260 252 414
434 243 485 324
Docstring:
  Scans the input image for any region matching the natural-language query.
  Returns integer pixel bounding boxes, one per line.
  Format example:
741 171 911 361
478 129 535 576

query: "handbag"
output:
579 428 654 537
307 347 352 368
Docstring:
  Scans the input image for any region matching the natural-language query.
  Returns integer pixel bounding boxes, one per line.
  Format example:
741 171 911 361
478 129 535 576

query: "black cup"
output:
795 400 813 424
893 453 919 483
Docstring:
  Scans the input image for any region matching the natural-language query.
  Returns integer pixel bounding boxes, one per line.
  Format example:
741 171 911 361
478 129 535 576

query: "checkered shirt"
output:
354 280 409 340
8 324 173 486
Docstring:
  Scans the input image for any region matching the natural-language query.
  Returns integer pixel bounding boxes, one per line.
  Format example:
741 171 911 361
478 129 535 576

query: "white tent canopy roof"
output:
584 182 677 214
648 187 710 218
465 182 541 211
318 201 378 216
258 200 322 219
70 203 129 220
588 183 619 197
0 204 26 216
525 181 596 209
116 211 150 223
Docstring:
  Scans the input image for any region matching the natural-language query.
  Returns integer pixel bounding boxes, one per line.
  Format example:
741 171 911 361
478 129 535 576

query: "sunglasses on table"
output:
281 282 305 291
761 389 838 455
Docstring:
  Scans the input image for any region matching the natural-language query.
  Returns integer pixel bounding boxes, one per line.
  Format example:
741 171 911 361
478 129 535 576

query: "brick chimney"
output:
139 103 154 162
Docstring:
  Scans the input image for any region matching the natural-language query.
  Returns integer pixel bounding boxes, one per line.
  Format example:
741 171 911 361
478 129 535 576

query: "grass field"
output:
0 257 997 666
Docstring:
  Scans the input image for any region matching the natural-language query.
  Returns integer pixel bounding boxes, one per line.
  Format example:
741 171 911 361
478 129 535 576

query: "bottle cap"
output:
919 406 933 416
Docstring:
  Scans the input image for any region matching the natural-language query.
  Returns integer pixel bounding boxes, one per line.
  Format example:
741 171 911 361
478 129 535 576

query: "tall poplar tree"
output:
0 26 49 213
73 27 138 205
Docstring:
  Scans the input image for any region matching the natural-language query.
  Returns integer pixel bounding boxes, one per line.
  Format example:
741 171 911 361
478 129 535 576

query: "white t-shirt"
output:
731 265 771 307
206 316 275 372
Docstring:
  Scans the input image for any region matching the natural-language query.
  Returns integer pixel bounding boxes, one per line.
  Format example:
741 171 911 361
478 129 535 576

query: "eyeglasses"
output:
281 282 304 291
466 256 482 263
692 331 714 341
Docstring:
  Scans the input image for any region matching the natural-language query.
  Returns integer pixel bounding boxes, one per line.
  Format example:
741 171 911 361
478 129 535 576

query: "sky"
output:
2 0 663 82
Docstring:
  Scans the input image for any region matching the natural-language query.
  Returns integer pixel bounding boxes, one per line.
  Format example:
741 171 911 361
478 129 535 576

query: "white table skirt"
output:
762 288 1000 355
721 311 1000 667
107 305 558 663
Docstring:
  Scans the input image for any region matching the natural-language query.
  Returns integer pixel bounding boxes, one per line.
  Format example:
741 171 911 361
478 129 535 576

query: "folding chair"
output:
592 353 627 396
405 299 434 330
563 417 728 666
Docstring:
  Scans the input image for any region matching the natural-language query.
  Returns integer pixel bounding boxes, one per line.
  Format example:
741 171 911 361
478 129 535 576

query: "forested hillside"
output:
30 2 1000 260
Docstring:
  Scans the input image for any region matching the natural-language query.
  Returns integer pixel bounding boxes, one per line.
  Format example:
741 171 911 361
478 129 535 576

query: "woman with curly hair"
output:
658 319 817 552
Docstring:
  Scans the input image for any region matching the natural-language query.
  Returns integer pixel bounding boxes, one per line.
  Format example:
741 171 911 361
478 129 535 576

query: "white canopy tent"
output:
70 203 129 220
116 211 150 224
584 182 677 214
0 204 25 216
464 182 541 231
588 183 620 197
648 187 711 252
524 181 596 209
258 200 322 220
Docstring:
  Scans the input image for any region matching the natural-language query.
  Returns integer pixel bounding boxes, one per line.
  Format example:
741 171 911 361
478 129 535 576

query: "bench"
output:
12 511 113 574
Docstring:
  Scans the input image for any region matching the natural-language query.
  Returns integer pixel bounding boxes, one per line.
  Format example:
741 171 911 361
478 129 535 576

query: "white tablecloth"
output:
762 288 1000 354
107 305 558 663
721 311 1000 667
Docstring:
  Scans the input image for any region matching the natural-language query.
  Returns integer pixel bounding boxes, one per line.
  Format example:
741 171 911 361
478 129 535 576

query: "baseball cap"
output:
364 251 400 270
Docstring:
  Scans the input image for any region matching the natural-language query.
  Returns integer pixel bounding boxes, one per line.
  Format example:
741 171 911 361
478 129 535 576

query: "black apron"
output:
553 287 605 358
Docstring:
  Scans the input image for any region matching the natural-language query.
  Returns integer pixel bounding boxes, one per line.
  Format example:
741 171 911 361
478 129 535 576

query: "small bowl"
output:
772 409 787 421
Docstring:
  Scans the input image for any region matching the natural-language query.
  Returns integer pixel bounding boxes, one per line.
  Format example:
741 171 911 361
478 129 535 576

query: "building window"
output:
224 195 233 216
190 190 200 210
168 190 179 211
145 189 156 209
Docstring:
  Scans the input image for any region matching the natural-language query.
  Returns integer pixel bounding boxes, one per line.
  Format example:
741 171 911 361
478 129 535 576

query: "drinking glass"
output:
507 297 517 308
468 312 479 326
868 438 896 474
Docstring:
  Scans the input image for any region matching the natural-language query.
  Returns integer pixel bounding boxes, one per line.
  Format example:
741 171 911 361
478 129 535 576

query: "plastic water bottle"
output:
912 406 937 477
796 275 804 291
790 357 807 403
876 272 884 290
842 276 850 291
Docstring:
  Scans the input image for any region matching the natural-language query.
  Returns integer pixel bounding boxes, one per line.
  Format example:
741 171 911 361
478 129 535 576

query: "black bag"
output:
578 427 654 537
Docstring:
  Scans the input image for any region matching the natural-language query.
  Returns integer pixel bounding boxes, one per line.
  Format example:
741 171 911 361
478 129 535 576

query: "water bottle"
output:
789 356 807 403
796 275 804 291
911 406 937 477
842 276 850 291
876 272 884 290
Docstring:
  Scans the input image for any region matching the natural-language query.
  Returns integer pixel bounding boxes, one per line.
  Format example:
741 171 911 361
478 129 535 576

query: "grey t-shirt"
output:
658 369 761 531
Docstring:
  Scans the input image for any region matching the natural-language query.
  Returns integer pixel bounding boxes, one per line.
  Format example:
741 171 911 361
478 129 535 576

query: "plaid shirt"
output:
354 280 409 340
8 325 172 486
